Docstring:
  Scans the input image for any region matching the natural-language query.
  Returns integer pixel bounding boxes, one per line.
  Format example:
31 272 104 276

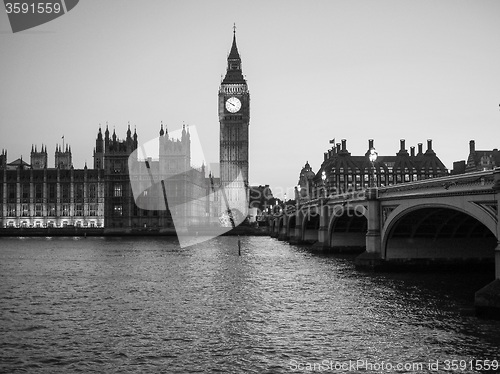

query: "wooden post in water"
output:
238 235 241 256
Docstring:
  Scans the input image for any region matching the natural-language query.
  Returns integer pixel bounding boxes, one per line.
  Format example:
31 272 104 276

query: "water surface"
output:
1 236 499 373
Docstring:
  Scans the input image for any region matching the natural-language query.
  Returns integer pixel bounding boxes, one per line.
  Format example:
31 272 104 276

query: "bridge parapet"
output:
297 191 367 211
378 170 495 200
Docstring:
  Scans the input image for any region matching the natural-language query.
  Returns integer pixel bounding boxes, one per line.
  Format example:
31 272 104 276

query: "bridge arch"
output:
287 214 296 238
383 204 497 260
328 204 367 251
277 215 284 233
302 210 320 243
270 217 278 237
277 215 290 240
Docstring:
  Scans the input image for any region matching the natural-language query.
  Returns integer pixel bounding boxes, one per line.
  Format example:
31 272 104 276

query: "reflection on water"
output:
1 236 499 373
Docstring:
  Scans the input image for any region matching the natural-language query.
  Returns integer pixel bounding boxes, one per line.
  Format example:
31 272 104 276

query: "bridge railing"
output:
269 191 367 220
299 190 368 207
377 169 496 198
268 168 498 220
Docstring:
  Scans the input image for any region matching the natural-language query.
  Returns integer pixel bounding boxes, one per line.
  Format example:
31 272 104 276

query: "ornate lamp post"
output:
369 147 378 188
321 170 326 197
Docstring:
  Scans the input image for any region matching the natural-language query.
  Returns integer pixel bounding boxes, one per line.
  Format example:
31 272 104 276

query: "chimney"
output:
469 140 475 153
341 139 346 152
427 139 433 151
336 143 341 153
400 139 405 151
410 146 415 157
418 143 423 155
324 152 327 161
452 160 466 175
368 139 374 149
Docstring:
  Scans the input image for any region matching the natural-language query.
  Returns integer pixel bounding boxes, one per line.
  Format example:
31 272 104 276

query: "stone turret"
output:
55 143 72 169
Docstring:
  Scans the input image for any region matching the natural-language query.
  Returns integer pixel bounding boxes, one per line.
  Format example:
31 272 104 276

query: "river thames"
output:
1 236 500 373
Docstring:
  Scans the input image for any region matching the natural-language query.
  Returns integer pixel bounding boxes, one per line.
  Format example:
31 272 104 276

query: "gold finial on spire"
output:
233 22 236 35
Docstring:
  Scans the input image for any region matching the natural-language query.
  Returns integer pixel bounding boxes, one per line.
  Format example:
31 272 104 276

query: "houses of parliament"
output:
0 29 251 231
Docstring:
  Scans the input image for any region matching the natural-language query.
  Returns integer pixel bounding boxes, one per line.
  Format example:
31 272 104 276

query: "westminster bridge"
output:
268 168 500 316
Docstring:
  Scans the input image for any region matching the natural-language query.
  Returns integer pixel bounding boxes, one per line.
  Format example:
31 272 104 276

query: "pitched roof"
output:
8 158 30 167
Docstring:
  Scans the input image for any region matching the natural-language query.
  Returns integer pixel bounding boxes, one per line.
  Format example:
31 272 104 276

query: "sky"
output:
1 0 499 198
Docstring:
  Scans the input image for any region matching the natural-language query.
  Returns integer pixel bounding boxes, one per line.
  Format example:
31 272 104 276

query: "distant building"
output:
249 184 276 221
465 140 499 172
297 161 316 202
299 138 448 199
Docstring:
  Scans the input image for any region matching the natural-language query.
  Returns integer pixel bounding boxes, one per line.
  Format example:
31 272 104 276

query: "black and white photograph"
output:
1 1 500 373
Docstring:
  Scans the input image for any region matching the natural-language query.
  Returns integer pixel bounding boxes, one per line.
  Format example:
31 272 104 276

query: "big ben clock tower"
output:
219 26 249 211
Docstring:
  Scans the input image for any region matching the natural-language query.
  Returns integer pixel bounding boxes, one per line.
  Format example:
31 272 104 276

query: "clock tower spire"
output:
219 25 250 216
222 25 245 84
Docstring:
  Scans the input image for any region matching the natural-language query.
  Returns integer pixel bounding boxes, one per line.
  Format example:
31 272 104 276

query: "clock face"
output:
225 96 241 113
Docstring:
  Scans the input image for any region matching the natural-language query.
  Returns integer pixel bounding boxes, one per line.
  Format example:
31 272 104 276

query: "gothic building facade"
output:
93 124 142 229
0 144 105 229
92 124 206 230
0 121 209 230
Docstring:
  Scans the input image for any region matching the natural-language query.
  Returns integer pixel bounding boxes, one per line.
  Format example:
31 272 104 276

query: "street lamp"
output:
368 147 378 188
321 170 326 197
